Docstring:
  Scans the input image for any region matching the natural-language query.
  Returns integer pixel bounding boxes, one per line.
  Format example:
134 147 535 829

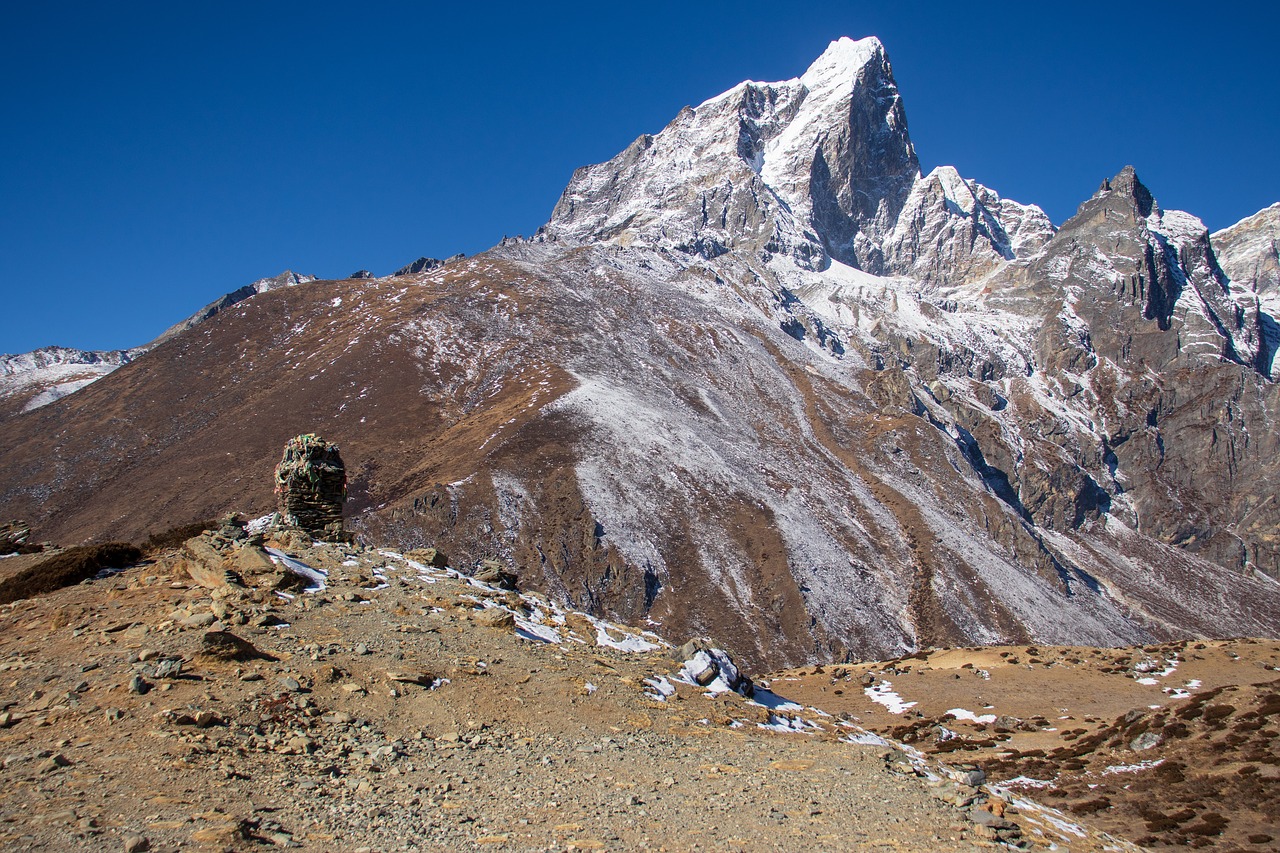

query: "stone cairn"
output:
273 434 346 539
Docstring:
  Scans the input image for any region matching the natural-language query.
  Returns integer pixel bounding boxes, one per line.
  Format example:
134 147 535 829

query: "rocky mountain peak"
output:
759 36 919 268
392 254 466 276
542 37 920 267
544 37 1047 285
1097 165 1156 217
1044 166 1271 378
0 346 140 416
1214 203 1280 298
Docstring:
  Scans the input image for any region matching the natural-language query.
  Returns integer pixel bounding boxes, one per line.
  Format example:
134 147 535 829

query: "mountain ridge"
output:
1 38 1278 671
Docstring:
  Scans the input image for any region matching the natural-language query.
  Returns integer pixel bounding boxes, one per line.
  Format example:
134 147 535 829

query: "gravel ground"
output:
0 528 1135 851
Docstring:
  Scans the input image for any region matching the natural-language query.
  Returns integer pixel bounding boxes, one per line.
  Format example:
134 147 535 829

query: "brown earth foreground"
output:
0 525 1263 851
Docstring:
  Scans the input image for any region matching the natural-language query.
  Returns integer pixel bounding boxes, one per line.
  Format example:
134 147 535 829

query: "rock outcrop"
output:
0 521 32 555
155 270 317 345
392 254 465 276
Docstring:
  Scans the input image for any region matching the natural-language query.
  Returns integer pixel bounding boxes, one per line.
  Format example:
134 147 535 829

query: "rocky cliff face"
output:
1214 203 1280 379
1 39 1277 669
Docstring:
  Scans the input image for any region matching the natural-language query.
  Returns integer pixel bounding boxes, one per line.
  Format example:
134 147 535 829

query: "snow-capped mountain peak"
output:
0 345 140 414
544 37 1046 285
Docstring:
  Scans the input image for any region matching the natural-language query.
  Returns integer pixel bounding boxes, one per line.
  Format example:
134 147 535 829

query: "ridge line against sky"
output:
3 0 1278 354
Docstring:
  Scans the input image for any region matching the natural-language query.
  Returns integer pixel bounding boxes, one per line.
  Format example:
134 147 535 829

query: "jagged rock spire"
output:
544 37 1051 282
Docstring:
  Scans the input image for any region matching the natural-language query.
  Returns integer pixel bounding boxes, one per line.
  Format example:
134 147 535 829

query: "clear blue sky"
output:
3 1 1277 354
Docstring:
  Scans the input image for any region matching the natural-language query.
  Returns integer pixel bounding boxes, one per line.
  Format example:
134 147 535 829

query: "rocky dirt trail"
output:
0 522 1135 852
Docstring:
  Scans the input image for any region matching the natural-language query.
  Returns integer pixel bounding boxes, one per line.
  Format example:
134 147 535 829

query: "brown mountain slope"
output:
2 245 1279 671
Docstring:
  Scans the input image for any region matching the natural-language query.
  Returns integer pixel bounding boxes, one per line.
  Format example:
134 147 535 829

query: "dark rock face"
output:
0 521 32 555
967 168 1280 574
392 255 464 276
274 435 346 539
817 45 920 268
1213 203 1280 380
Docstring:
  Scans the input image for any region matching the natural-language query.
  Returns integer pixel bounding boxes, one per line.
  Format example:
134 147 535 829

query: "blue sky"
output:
3 1 1277 354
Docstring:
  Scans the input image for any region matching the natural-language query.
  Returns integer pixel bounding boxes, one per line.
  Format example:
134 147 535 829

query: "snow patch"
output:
264 547 327 592
864 680 916 714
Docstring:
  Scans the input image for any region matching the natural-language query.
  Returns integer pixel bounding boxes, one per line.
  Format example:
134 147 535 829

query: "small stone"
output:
1130 731 1163 751
354 643 370 655
473 561 518 590
195 710 223 728
180 612 218 629
685 655 719 687
279 676 302 692
971 824 999 841
992 715 1020 733
270 571 310 593
202 630 273 661
472 608 515 630
970 807 1012 829
153 658 183 679
287 736 314 754
128 675 150 695
386 672 436 687
404 547 448 568
232 545 277 577
122 834 150 853
37 753 71 773
269 830 300 848
137 649 160 662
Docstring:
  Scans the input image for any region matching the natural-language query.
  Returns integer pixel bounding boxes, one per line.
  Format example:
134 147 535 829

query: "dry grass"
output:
142 520 216 554
0 542 142 604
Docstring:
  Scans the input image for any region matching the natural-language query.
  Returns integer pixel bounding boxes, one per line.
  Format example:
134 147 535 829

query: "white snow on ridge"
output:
760 37 883 195
0 346 141 412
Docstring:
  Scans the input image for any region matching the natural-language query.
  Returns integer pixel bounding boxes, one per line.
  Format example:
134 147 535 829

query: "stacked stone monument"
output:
273 434 346 539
